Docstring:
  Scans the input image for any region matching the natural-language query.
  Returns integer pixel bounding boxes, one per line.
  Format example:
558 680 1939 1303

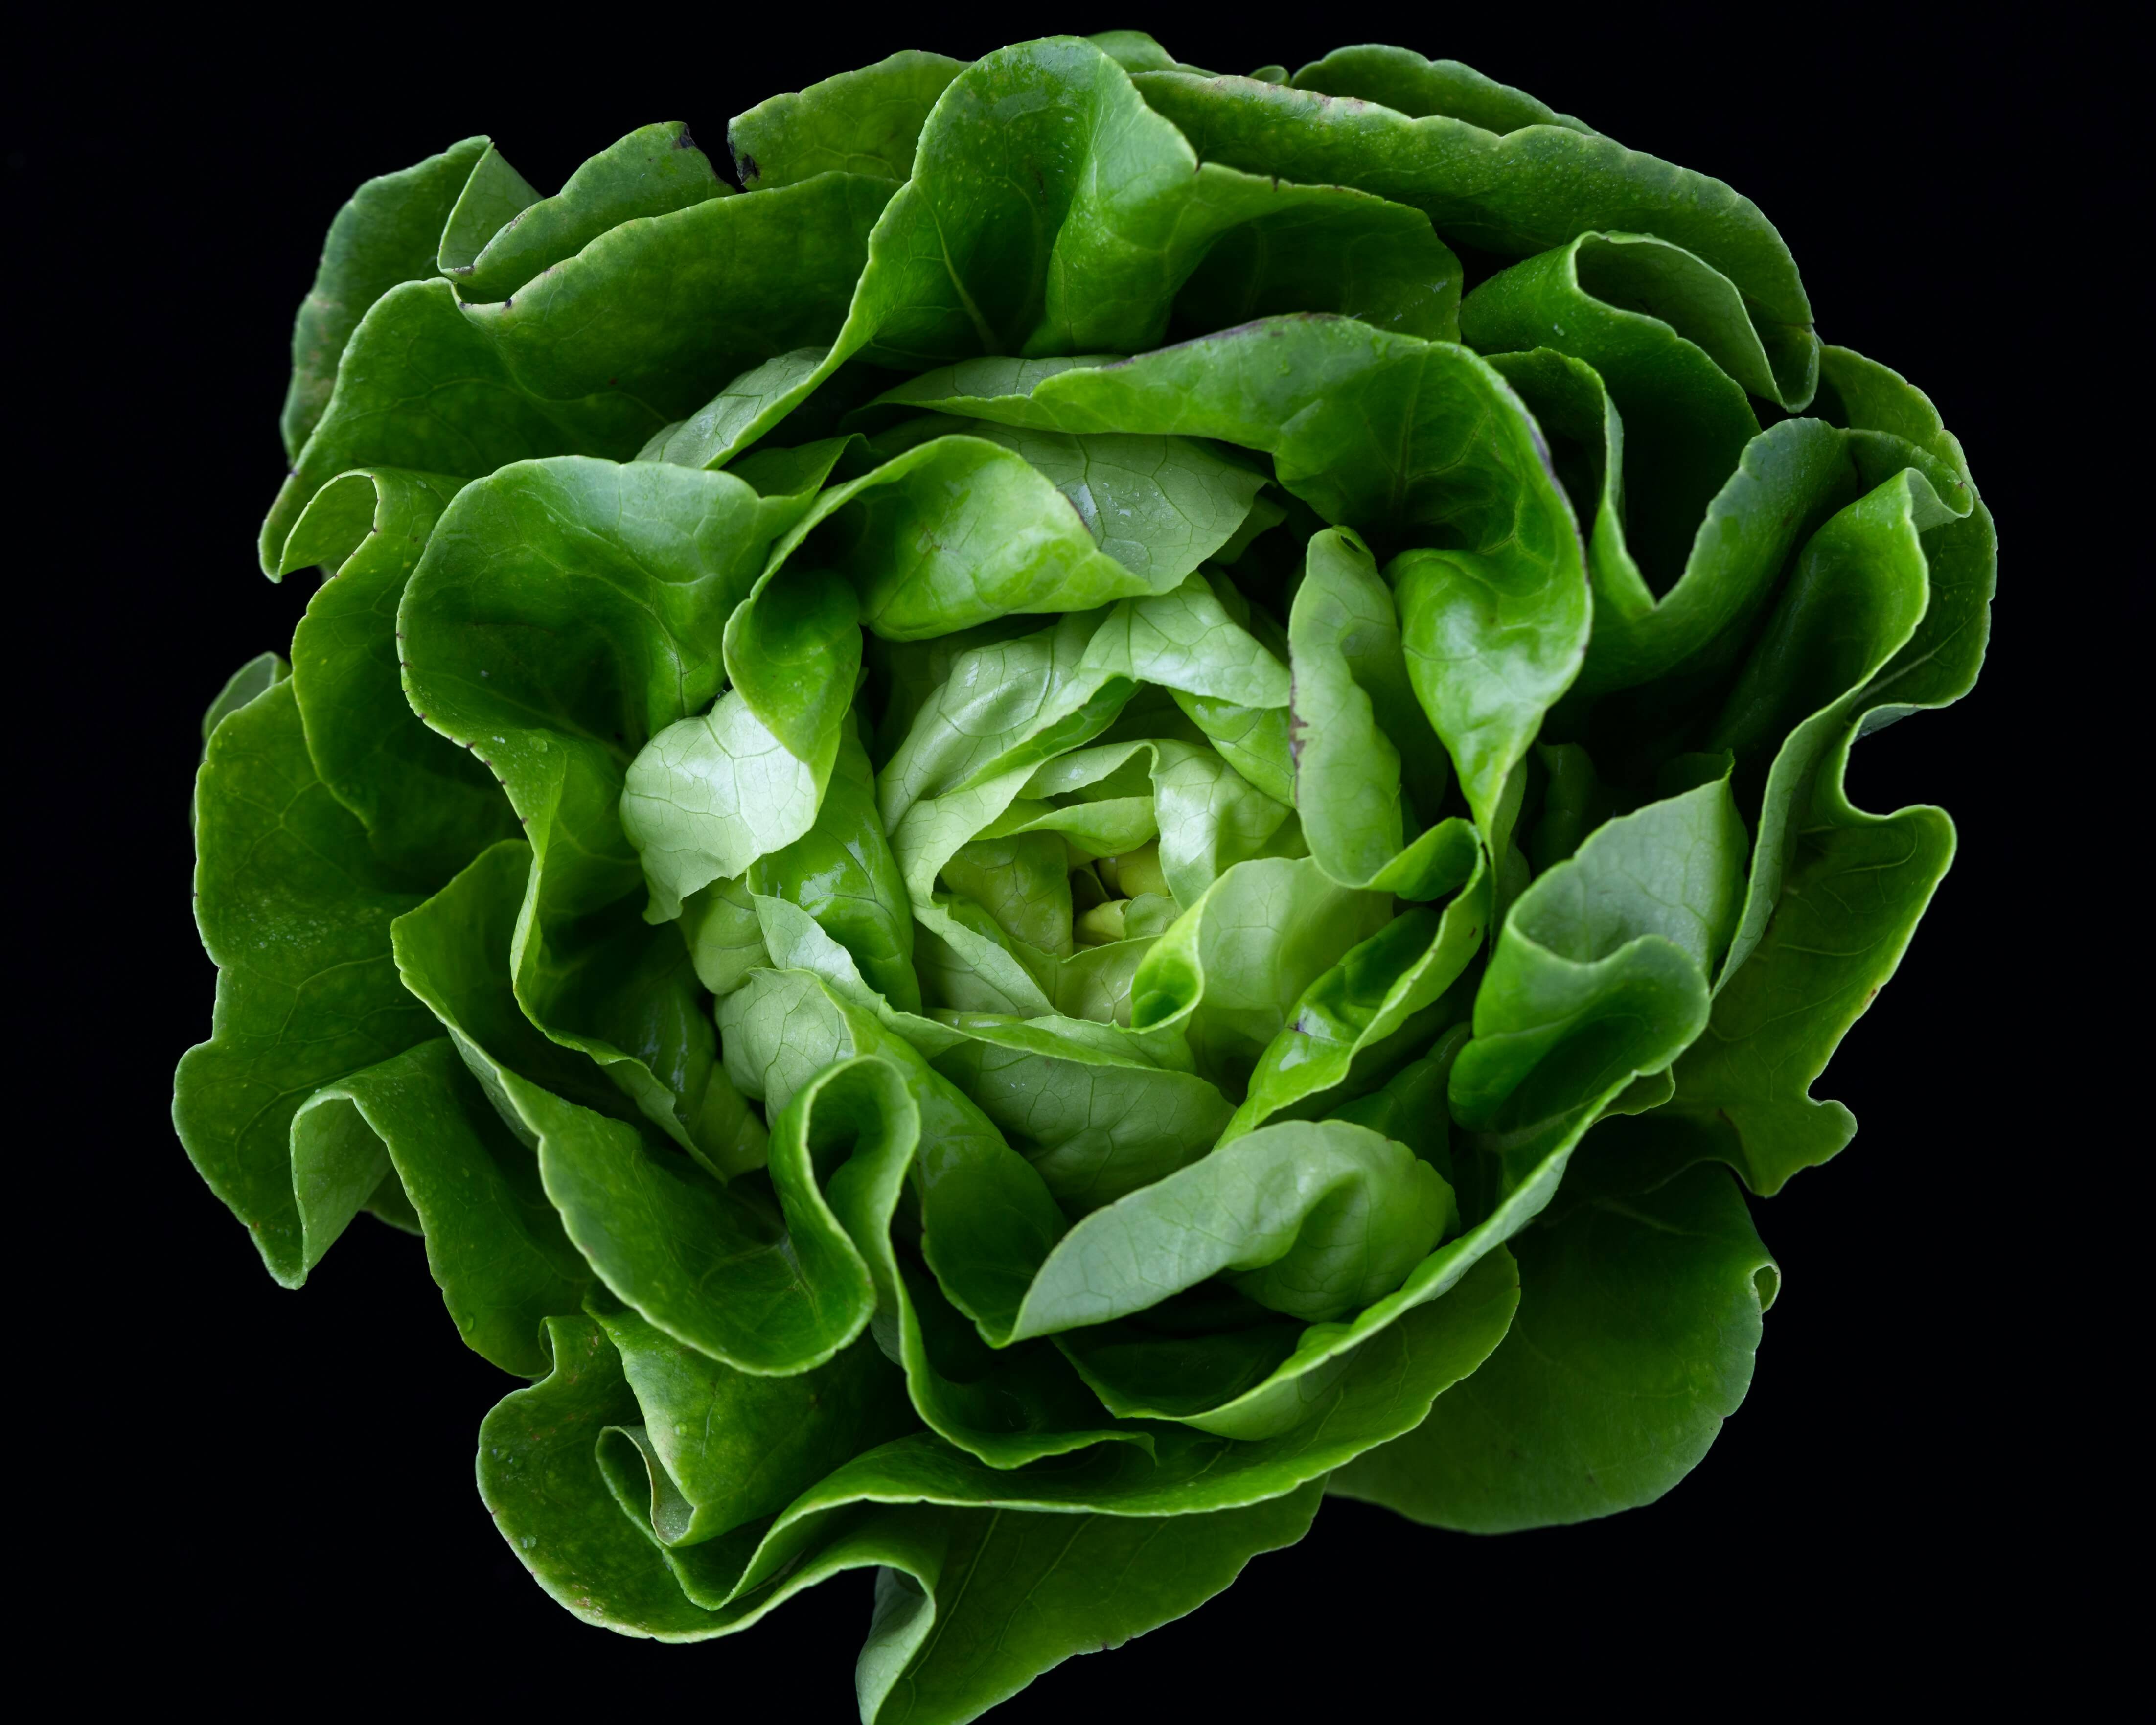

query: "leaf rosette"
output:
178 32 1992 1720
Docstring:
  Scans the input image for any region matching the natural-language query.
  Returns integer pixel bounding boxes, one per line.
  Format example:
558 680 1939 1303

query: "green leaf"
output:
1330 1160 1775 1530
861 1488 1315 1725
719 974 1146 1467
292 1037 592 1375
875 319 1586 830
480 1318 1326 1725
449 122 731 303
929 1016 1232 1215
279 136 489 459
1130 68 1816 400
400 456 803 1167
175 680 437 1285
1493 348 1864 698
1130 856 1395 1095
282 466 519 880
893 419 1268 589
1666 367 1992 1193
1291 44 1598 136
592 1300 915 1546
1012 1118 1454 1334
1463 235 1764 584
653 38 1472 467
1288 528 1476 896
200 650 288 744
728 51 968 189
435 142 540 282
1448 777 1746 1217
1226 861 1488 1141
263 173 895 571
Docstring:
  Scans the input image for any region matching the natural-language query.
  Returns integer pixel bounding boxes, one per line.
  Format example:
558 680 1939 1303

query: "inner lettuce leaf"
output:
180 31 1993 1722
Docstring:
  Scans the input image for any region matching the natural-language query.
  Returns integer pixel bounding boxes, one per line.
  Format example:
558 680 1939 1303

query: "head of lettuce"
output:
177 29 1991 1720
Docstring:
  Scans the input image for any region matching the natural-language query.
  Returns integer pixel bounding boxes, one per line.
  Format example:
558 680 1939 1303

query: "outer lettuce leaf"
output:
1127 67 1817 400
291 1037 592 1375
280 136 489 458
447 122 731 304
262 174 896 571
281 466 519 880
400 457 804 1170
1463 234 1764 583
728 50 968 190
175 679 439 1284
1330 1159 1776 1529
1661 353 1993 1193
479 1313 1330 1719
645 38 1468 469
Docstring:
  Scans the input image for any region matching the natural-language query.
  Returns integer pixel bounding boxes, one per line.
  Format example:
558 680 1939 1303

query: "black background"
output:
12 3 2112 1712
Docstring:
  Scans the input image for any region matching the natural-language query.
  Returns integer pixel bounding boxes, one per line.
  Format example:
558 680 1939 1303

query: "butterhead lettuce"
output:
177 31 1993 1719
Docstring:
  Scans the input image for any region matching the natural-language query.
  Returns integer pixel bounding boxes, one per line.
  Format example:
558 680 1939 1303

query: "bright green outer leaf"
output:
719 971 1147 1466
435 142 540 282
1127 69 1816 400
1011 1119 1454 1334
929 1017 1232 1216
391 841 797 1361
1288 528 1477 897
291 1037 591 1376
261 173 895 572
651 38 1473 469
449 122 731 303
175 679 438 1284
479 1317 1326 1725
591 1299 916 1546
1663 363 1993 1193
1462 235 1762 586
1329 1160 1774 1530
1130 856 1395 1094
853 1487 1314 1725
279 136 488 459
1449 779 1748 1142
400 456 803 1166
1224 858 1489 1142
1291 44 1597 136
1493 347 1864 698
457 171 894 417
785 1246 1513 1516
392 841 651 1124
261 280 657 574
281 467 519 881
200 651 288 744
728 50 968 189
1168 190 1464 344
1709 462 1965 986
